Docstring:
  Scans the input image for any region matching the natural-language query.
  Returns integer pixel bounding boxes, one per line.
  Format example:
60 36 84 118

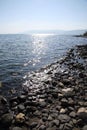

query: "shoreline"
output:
0 44 87 130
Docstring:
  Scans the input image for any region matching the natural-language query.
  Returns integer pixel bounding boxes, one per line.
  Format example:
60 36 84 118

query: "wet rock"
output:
15 113 25 123
1 113 13 126
39 125 46 130
58 114 70 123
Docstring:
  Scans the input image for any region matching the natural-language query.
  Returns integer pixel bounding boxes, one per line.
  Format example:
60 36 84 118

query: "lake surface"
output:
0 34 87 94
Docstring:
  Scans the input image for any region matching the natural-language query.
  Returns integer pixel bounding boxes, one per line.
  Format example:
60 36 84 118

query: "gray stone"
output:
39 125 46 130
1 113 13 125
18 104 25 111
39 101 47 108
52 119 59 126
61 98 69 107
69 111 76 118
48 115 53 121
82 125 87 130
58 114 70 123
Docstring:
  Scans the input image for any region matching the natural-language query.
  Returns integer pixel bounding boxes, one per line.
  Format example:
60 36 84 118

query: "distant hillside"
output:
83 32 87 36
24 29 87 35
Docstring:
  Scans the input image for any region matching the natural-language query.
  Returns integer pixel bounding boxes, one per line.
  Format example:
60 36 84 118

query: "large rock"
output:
82 125 87 130
1 113 13 126
77 107 87 120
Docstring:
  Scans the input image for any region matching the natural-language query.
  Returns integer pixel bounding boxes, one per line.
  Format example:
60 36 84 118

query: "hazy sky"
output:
0 0 87 33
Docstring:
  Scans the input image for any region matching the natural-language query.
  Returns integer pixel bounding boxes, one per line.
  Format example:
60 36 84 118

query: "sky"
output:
0 0 87 34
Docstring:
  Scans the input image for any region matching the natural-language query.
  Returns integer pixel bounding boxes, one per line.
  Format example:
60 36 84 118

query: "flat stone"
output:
58 114 70 123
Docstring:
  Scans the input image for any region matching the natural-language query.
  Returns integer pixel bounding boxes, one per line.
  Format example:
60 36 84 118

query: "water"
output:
0 34 87 94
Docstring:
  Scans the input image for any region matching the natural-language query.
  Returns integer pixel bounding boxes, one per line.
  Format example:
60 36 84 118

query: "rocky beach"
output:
0 44 87 130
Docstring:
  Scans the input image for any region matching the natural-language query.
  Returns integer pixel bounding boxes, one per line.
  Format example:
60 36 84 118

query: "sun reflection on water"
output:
31 34 48 66
23 33 54 67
